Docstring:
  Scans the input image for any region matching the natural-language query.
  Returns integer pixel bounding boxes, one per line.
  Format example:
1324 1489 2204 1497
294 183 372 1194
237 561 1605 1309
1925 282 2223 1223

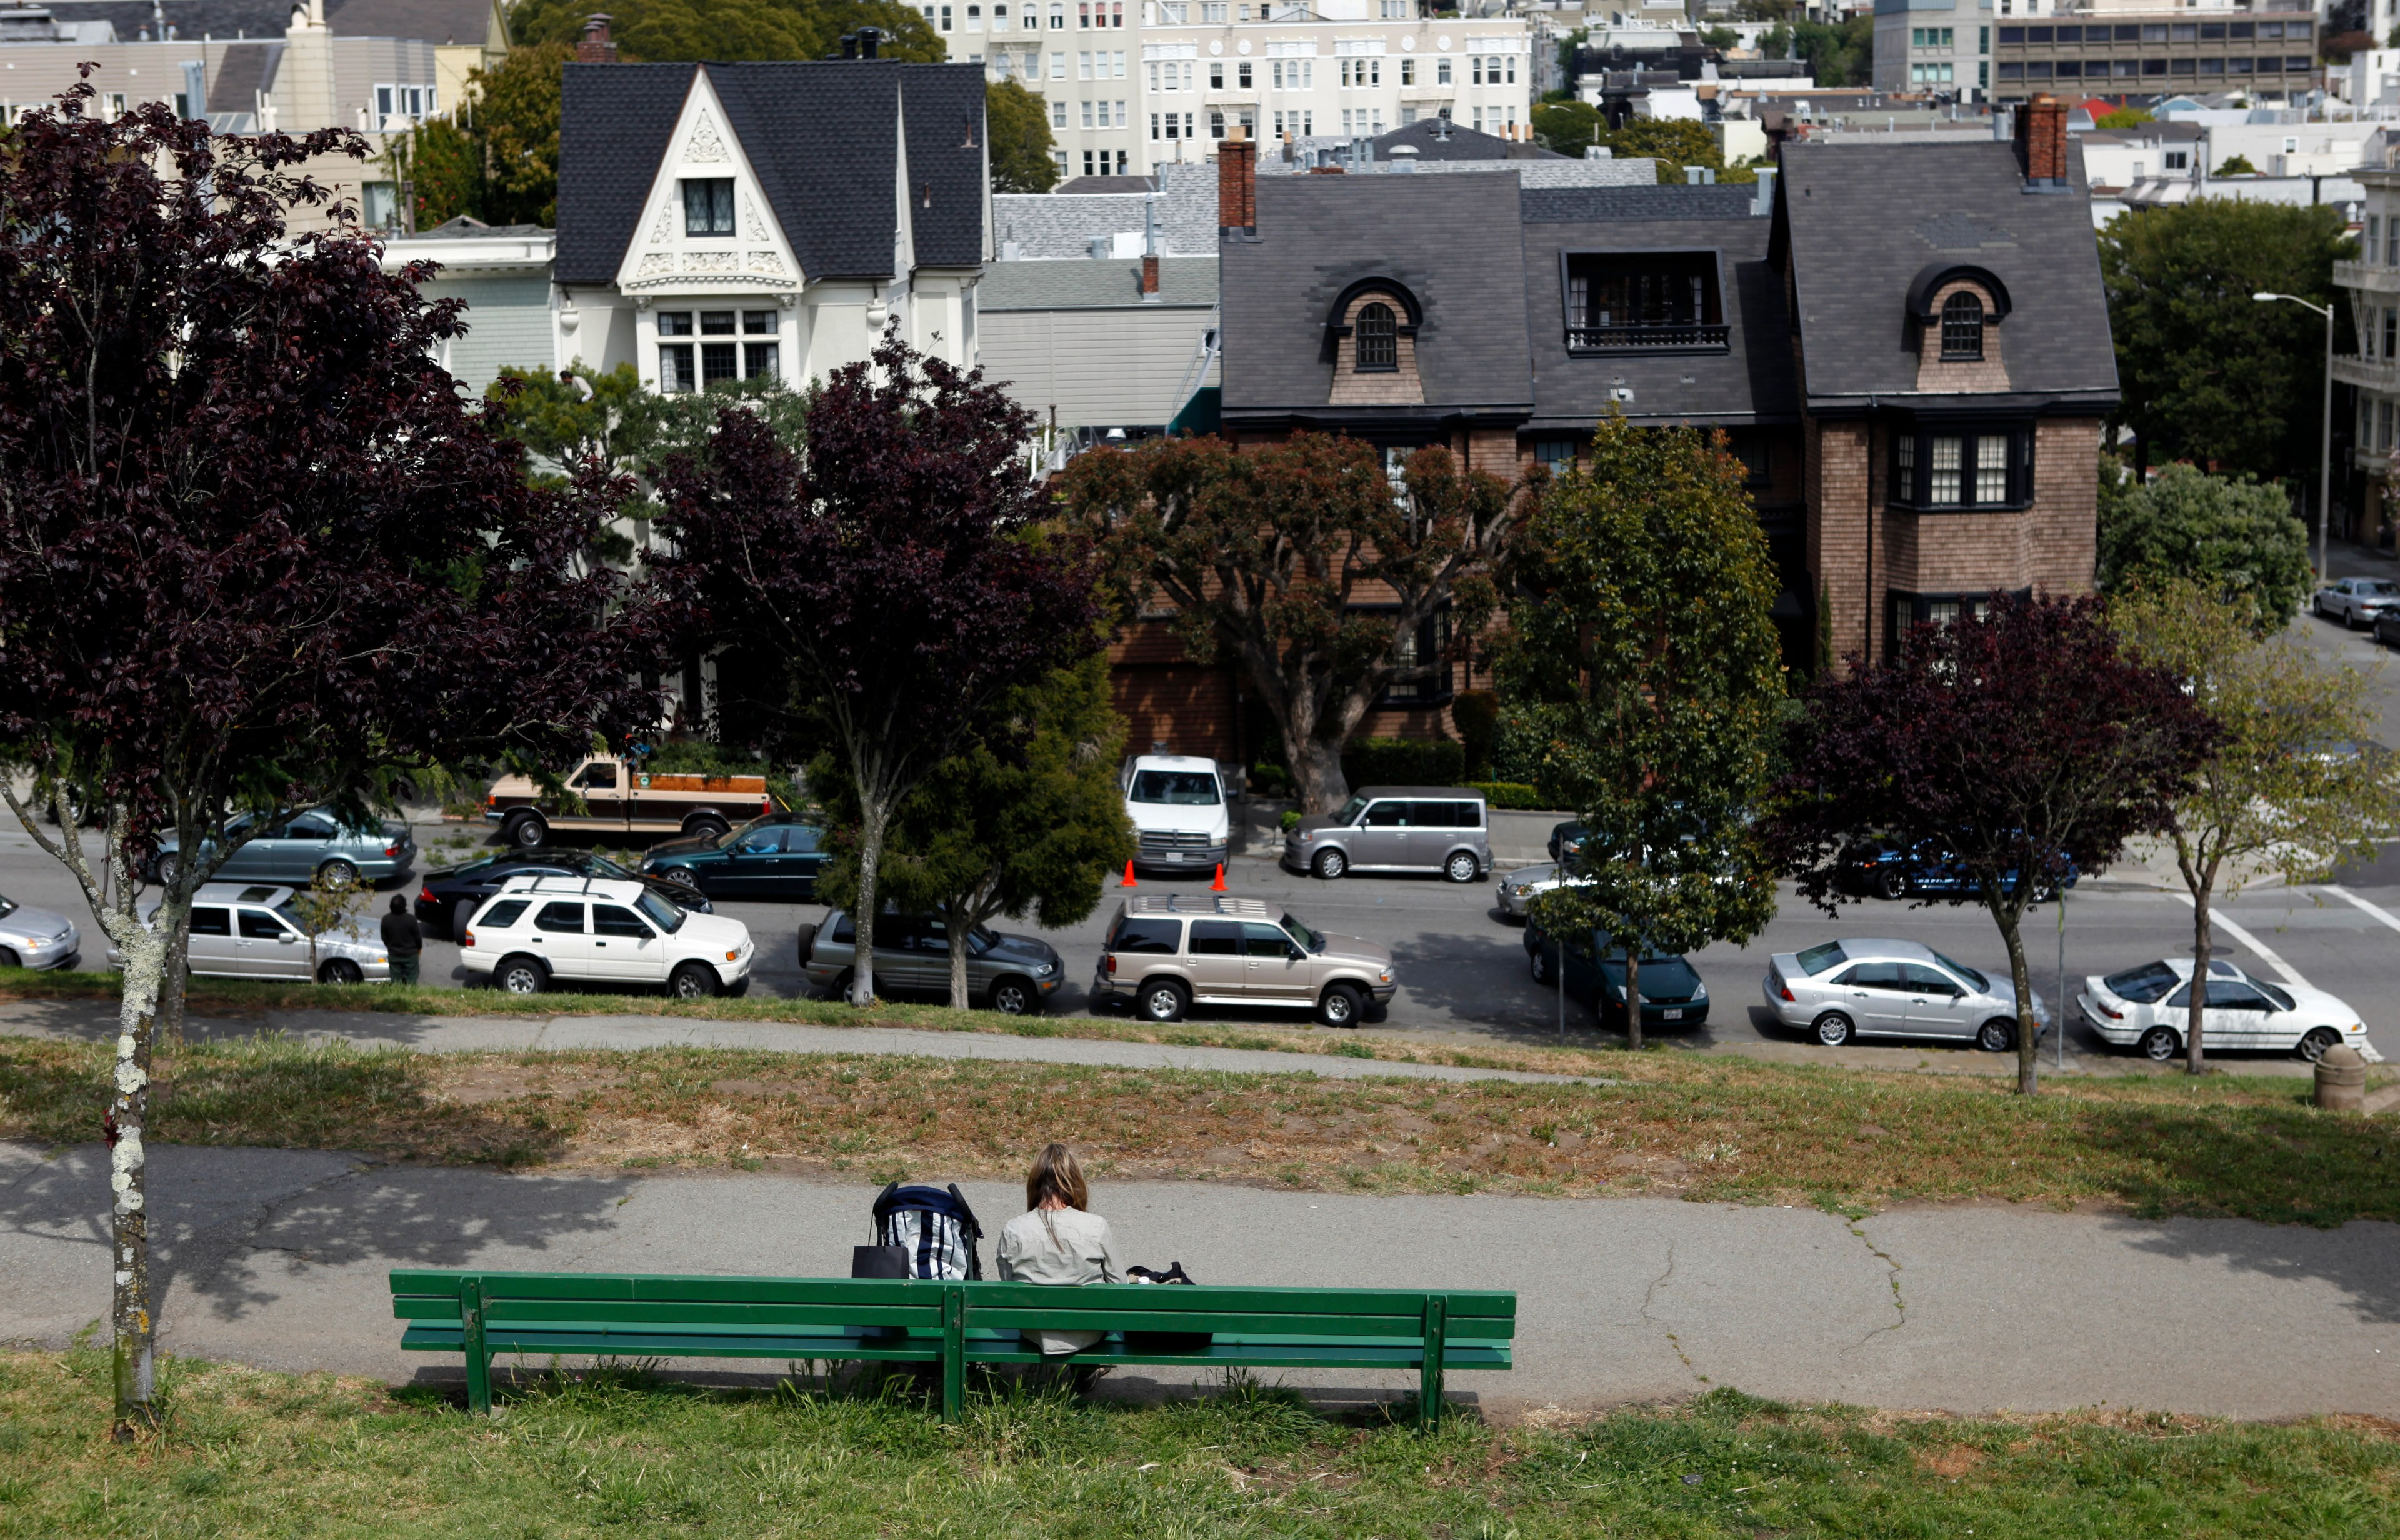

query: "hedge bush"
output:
1341 736 1466 788
1468 781 1561 811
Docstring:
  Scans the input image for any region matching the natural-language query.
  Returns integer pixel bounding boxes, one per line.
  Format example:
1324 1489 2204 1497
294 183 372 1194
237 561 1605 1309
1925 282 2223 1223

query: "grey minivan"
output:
1281 786 1491 882
800 910 1067 1014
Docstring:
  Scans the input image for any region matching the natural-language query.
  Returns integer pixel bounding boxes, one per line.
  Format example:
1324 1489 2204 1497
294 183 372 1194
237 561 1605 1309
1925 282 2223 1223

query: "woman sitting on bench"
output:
997 1142 1121 1355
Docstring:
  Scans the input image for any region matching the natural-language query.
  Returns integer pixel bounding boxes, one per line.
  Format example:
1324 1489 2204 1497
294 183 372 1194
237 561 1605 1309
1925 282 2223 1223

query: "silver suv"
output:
1282 787 1491 882
1096 894 1396 1027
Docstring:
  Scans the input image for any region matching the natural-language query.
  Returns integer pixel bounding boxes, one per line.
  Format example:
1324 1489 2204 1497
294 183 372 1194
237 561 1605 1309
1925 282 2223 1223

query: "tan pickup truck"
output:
482 755 781 848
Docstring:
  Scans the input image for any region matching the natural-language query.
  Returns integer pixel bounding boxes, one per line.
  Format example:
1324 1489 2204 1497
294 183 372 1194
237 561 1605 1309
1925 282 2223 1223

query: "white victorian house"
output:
551 56 991 391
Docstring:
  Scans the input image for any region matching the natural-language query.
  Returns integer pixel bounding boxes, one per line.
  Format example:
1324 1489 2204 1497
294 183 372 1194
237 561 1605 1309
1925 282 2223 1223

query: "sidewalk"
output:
4 1141 2392 1419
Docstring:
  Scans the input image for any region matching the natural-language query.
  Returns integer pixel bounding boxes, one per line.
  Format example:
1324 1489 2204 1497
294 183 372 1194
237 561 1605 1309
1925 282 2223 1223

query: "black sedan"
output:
414 850 711 939
639 812 830 901
1522 921 1709 1033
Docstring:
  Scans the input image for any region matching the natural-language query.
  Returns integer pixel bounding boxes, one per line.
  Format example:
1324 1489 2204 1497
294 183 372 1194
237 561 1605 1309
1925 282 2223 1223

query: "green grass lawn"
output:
6 1034 2396 1224
2 1349 2391 1539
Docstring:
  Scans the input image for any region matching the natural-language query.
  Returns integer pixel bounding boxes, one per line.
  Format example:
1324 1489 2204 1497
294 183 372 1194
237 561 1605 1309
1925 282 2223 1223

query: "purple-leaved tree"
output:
649 332 1099 1004
0 82 662 1433
1765 594 2216 1096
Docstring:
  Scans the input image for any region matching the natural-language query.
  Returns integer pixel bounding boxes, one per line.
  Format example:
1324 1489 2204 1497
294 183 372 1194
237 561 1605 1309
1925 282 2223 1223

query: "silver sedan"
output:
1493 862 1587 922
0 894 79 971
1763 936 2048 1051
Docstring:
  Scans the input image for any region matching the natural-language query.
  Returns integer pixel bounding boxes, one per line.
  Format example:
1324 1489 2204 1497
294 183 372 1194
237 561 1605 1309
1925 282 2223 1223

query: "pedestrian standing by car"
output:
381 894 422 987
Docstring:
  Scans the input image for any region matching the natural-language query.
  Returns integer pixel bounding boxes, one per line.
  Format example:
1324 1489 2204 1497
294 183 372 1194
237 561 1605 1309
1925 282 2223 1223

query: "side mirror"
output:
278 933 298 944
1287 944 1306 961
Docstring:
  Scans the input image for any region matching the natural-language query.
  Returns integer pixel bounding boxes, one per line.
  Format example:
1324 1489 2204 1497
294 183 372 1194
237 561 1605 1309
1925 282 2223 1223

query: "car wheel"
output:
1812 1011 1855 1046
663 867 702 892
792 921 820 968
504 812 548 849
669 962 719 1000
828 968 856 1002
1139 979 1187 1022
685 816 731 842
451 904 474 942
496 955 547 995
1312 848 1347 881
1531 946 1554 984
2297 1027 2344 1063
1442 851 1477 884
1873 868 1906 901
318 959 363 986
1977 1018 2017 1053
2313 594 2327 619
0 948 19 970
2138 1025 2181 1062
316 858 360 888
989 976 1041 1016
154 853 181 890
1318 982 1364 1028
2343 606 2361 630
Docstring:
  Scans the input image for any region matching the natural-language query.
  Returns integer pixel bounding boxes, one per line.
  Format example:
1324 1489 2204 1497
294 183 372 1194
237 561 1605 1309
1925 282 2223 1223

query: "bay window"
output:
1889 422 2032 510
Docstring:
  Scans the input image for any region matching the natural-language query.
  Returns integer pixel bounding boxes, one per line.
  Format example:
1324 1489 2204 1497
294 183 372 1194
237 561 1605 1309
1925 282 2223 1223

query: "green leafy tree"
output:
988 78 1058 193
289 864 371 981
2113 579 2400 1073
386 116 480 228
508 0 945 62
2101 198 2350 482
1058 433 1524 814
1509 416 1785 1049
1608 118 1755 184
2098 106 2154 129
384 43 570 229
1701 24 1739 49
814 654 1135 1008
1531 99 1602 158
1791 16 1874 86
2215 152 2258 176
2098 462 2312 634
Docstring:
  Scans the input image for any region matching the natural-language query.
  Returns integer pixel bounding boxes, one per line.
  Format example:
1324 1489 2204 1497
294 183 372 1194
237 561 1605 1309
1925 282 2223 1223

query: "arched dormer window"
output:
1355 302 1398 372
1941 291 1985 360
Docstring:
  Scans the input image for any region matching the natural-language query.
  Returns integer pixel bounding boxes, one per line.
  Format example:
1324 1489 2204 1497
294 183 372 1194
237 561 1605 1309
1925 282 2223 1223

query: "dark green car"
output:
1523 922 1710 1033
638 813 829 901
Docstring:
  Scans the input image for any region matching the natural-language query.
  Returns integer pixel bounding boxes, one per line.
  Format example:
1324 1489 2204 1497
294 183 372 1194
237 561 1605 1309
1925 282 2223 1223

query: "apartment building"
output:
2335 168 2400 550
1873 3 1993 99
919 0 1531 178
1988 10 2320 101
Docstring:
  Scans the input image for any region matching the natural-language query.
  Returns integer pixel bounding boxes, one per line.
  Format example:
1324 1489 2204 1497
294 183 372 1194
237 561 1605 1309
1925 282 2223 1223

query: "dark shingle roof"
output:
1221 174 1531 422
1372 117 1568 162
1774 139 2118 408
323 0 497 42
557 61 987 286
1522 183 1760 222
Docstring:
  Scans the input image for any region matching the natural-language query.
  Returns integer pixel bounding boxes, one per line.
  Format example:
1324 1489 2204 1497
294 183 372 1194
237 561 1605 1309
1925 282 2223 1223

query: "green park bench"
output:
389 1270 1516 1431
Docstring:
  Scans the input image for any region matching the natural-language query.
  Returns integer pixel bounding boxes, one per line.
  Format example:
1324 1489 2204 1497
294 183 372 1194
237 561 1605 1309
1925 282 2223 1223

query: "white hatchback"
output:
2078 958 2370 1063
461 875 754 999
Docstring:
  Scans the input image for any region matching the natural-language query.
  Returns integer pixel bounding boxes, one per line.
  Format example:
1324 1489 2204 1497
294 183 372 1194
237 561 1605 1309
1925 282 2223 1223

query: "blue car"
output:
1841 838 2076 901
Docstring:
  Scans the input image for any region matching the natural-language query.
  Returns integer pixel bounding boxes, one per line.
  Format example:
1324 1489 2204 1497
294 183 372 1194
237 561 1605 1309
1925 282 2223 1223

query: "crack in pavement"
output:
1637 1242 1704 1382
1845 1215 1907 1348
172 1159 386 1322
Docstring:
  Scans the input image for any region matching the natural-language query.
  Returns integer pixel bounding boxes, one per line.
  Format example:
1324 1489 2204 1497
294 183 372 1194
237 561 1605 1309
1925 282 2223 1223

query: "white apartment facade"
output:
922 1 1531 178
2336 167 2400 548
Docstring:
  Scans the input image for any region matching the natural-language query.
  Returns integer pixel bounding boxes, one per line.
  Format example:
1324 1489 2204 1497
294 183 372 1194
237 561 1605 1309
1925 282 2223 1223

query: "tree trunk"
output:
2187 889 2213 1077
948 902 972 1012
1287 732 1349 816
106 919 164 1436
2001 911 2039 1096
1623 945 1643 1051
848 790 892 1006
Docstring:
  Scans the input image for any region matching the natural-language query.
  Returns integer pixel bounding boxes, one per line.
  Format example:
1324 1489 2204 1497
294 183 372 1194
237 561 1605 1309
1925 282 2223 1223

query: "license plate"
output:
1663 1009 1683 1020
1164 852 1183 862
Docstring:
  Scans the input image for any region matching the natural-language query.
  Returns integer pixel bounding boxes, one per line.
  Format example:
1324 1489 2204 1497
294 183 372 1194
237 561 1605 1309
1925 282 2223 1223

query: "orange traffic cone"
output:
1211 863 1228 892
1121 859 1138 887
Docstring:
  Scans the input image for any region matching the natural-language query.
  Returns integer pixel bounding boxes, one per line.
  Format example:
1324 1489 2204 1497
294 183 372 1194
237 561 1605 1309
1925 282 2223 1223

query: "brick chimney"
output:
577 12 617 63
1219 128 1256 238
2014 91 2068 191
1141 252 1160 295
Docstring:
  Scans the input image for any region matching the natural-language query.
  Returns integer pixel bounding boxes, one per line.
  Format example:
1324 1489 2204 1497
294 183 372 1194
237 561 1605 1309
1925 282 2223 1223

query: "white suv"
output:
1122 754 1231 874
461 875 754 999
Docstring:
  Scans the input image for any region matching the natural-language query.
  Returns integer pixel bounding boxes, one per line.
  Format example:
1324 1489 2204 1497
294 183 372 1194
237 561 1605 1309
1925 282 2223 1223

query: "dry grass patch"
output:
4 1034 2397 1224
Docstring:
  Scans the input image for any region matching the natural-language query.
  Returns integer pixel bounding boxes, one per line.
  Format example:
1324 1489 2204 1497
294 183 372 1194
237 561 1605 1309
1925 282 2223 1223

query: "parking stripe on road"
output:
2324 884 2400 939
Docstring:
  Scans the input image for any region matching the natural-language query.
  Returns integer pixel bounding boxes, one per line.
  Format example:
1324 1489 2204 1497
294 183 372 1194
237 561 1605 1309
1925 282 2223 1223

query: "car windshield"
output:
1930 949 1989 992
717 815 772 850
634 890 686 933
1129 769 1220 806
586 854 639 880
0 896 14 919
2102 961 2179 1004
1795 941 1847 974
1332 794 1371 825
2361 579 2400 598
1280 912 1326 954
2258 981 2295 1011
1601 955 1699 992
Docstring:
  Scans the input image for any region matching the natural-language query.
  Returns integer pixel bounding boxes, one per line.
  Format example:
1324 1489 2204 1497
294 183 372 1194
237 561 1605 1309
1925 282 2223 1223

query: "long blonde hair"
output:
1026 1143 1089 1246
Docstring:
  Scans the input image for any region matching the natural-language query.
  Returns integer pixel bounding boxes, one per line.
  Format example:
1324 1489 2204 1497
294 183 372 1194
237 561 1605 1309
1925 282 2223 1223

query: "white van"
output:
1121 754 1232 874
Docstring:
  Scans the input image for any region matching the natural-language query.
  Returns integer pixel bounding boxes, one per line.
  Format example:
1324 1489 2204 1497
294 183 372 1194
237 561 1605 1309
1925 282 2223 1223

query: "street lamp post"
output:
2253 291 2334 588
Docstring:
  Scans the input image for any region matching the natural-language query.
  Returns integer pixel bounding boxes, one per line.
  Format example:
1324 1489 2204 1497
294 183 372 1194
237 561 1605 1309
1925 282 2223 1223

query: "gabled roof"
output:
1371 116 1569 162
323 0 500 44
1772 139 2118 409
1221 174 1532 422
556 61 986 287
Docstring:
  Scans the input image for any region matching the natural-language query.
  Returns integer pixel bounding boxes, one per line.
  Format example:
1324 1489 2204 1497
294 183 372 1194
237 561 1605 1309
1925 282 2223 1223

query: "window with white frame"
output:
681 179 734 236
1437 56 1452 85
1889 424 2031 509
1203 1 1226 18
1049 2 1064 25
1340 57 1379 87
1380 0 1405 14
742 311 780 381
1400 57 1414 84
994 2 1010 28
1238 60 1252 86
1050 50 1065 76
968 4 982 28
374 83 434 122
1051 97 1068 128
657 312 697 393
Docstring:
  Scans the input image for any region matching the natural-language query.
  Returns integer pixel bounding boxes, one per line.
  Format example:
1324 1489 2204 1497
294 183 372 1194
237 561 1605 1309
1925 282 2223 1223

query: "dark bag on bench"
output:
851 1245 911 1279
1124 1261 1211 1352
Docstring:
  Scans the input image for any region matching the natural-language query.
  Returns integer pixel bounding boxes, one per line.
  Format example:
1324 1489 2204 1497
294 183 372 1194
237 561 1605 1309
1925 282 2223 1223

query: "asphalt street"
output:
4 1142 2393 1419
1 572 2393 1072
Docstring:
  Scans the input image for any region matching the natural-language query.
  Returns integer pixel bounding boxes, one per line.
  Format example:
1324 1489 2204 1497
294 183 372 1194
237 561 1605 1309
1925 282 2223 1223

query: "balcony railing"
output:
1566 322 1731 352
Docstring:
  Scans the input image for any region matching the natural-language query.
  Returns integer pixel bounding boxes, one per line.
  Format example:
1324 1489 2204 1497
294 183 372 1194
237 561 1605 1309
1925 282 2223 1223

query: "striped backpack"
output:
869 1182 986 1281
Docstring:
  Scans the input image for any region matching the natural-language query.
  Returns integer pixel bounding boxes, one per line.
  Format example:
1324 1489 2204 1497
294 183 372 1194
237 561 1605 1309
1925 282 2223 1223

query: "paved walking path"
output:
4 1141 2392 1419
